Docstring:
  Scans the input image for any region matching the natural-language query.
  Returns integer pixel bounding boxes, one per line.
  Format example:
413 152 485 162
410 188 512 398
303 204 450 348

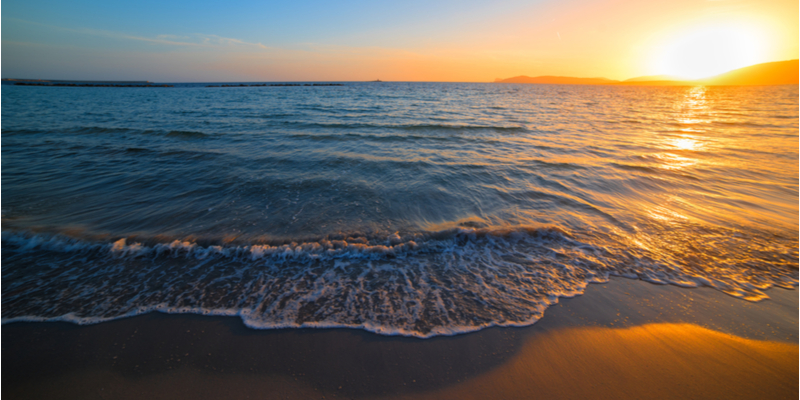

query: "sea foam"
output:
2 228 795 337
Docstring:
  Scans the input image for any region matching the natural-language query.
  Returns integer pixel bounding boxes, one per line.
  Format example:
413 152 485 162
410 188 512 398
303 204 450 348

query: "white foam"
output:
2 228 797 338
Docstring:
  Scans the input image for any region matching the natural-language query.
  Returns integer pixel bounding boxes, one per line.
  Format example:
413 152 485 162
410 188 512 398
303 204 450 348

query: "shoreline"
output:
3 278 797 399
2 276 797 340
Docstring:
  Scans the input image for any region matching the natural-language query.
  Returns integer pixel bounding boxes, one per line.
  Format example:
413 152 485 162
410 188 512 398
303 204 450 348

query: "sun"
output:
653 25 764 80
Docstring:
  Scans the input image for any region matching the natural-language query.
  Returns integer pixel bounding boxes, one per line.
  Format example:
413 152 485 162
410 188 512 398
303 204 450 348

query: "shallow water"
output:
2 82 798 337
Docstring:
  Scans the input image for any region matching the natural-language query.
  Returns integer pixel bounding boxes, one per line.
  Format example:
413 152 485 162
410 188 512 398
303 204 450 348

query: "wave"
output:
2 127 212 139
2 227 796 338
278 121 528 133
125 147 152 153
287 132 459 143
165 130 211 139
2 227 576 262
2 123 521 142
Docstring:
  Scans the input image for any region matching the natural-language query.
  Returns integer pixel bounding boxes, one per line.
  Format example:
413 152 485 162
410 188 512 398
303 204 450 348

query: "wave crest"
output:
2 227 797 337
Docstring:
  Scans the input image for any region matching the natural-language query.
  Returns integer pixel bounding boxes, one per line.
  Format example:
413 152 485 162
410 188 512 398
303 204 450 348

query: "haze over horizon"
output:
2 0 798 82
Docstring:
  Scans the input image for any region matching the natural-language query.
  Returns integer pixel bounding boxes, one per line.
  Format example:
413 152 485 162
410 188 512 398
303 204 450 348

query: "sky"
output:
2 0 798 82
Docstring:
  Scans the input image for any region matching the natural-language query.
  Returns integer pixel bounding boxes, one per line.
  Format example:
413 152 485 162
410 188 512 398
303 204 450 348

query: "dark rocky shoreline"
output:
206 83 344 87
10 82 344 88
14 82 173 88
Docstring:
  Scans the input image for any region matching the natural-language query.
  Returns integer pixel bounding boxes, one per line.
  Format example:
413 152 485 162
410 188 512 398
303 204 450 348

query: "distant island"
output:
494 59 799 86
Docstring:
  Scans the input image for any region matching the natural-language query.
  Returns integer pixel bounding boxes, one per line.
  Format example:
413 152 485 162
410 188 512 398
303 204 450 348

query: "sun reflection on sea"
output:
674 86 709 127
683 86 707 109
669 137 702 151
647 204 689 224
657 86 713 169
654 153 698 170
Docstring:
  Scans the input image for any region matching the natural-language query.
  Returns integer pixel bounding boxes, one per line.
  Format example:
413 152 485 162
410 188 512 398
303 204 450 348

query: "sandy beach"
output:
3 278 796 400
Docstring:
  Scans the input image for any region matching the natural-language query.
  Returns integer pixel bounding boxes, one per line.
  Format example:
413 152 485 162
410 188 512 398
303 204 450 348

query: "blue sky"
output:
4 1 525 48
2 0 797 82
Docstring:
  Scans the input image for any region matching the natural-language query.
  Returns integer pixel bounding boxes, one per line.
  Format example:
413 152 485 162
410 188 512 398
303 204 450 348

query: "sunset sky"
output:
2 0 798 82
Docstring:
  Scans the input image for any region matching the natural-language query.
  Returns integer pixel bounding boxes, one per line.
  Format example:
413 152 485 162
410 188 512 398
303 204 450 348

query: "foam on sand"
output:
2 227 796 337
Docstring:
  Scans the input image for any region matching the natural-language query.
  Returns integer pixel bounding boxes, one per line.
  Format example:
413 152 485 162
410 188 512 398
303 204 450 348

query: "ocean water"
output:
2 82 798 337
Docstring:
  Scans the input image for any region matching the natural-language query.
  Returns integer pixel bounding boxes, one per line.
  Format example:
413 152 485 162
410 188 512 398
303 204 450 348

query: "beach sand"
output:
3 278 797 399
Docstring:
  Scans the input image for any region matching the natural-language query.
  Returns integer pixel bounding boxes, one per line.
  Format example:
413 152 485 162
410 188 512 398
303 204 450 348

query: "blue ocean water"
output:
2 82 798 337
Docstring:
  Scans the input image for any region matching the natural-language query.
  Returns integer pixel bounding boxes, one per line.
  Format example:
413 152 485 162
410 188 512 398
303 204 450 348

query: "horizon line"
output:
3 58 798 85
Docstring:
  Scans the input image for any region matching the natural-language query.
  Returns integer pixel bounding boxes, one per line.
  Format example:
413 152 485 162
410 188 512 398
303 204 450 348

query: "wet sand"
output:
3 278 797 399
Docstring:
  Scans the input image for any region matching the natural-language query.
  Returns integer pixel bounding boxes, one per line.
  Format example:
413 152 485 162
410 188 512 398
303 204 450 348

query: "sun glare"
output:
654 25 764 80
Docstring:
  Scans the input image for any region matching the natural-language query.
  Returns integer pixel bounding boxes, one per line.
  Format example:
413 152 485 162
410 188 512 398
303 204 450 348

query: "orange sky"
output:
211 0 799 81
3 0 798 81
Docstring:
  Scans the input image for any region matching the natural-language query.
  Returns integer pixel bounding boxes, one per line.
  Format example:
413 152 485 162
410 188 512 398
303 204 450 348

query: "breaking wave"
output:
2 227 796 338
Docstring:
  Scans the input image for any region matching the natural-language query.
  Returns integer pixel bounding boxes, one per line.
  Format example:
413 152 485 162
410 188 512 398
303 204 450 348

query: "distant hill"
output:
496 76 618 85
494 59 799 87
699 59 798 86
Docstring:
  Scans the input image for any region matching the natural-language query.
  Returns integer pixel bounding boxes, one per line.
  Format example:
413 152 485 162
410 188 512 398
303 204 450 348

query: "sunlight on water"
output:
668 137 701 151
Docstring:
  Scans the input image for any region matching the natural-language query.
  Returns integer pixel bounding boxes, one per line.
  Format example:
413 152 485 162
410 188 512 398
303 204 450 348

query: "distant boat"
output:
369 79 383 82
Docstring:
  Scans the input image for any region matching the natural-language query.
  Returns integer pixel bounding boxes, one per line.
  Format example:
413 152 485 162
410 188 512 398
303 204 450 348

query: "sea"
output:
2 81 798 337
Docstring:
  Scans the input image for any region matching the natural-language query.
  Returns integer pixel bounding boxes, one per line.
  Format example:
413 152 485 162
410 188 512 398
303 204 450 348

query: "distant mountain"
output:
699 59 798 86
496 76 618 85
494 59 799 87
